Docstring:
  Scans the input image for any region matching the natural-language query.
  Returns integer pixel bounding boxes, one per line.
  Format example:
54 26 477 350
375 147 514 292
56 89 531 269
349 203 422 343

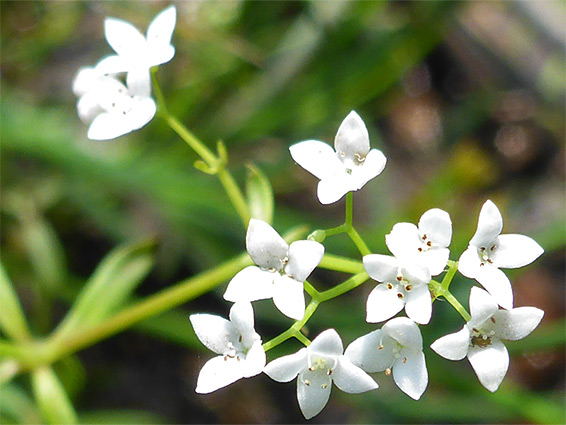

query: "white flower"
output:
189 302 266 394
385 208 452 276
363 254 432 325
96 6 176 97
430 287 544 392
289 111 387 204
458 200 544 309
72 67 156 140
224 219 324 321
345 317 428 400
264 329 378 420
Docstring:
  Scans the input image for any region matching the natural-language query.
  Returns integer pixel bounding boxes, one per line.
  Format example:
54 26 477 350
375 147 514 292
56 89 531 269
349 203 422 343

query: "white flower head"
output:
73 67 156 140
189 302 266 394
264 329 378 420
289 111 387 204
458 200 544 309
96 6 177 97
363 254 432 325
224 219 324 321
430 287 544 392
386 208 452 276
345 317 428 400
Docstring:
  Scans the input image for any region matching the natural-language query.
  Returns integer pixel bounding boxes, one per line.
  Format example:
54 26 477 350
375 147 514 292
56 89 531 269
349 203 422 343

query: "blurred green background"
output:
1 1 564 423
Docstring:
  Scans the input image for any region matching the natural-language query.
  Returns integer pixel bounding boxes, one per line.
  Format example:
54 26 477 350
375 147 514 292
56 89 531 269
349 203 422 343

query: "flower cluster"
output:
72 6 176 140
188 111 545 418
71 8 546 419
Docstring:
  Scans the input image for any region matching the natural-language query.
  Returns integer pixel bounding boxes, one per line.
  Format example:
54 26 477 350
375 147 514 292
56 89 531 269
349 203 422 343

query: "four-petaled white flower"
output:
458 200 544 309
189 302 266 394
430 287 544 392
96 6 177 97
72 67 157 140
264 329 378 420
345 317 428 400
224 219 324 321
289 111 387 205
386 208 452 276
363 253 432 325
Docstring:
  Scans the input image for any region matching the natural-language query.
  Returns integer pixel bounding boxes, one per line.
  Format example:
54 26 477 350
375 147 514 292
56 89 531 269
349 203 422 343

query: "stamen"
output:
402 357 407 364
385 368 391 376
387 283 394 290
490 317 496 323
304 379 310 386
397 293 404 299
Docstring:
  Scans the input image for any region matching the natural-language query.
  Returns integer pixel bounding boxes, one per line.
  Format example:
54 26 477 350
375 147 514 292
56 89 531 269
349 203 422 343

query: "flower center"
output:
417 233 434 253
470 326 496 348
385 275 415 299
478 244 497 266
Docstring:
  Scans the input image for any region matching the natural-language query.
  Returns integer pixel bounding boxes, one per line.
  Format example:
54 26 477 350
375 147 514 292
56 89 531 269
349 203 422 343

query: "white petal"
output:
350 148 386 189
242 340 266 378
246 219 288 270
363 254 399 282
475 266 514 310
126 67 151 98
189 314 234 354
491 307 544 341
125 96 156 130
345 330 396 372
228 301 256 344
386 223 421 259
223 266 275 303
195 355 246 394
94 55 128 76
467 339 509 392
400 262 431 286
334 111 370 158
72 67 99 96
469 200 503 248
458 246 482 279
297 369 332 420
468 286 499 328
76 92 103 123
87 112 131 140
309 329 343 357
146 6 176 51
382 317 423 350
422 248 450 276
419 208 452 248
149 45 175 67
289 140 343 181
264 348 308 382
393 348 428 400
430 326 471 361
316 174 352 204
104 18 146 57
272 275 305 320
332 356 378 393
492 234 544 269
404 284 432 325
285 240 324 282
366 284 404 323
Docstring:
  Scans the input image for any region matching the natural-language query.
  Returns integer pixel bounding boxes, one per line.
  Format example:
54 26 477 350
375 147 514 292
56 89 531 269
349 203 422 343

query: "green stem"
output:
152 71 250 226
317 254 364 274
429 261 471 322
318 271 369 302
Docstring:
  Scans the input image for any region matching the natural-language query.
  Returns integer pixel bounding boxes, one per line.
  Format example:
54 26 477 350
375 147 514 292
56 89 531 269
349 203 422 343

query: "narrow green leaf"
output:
54 240 155 339
31 366 77 425
0 382 42 424
0 263 32 342
245 163 274 224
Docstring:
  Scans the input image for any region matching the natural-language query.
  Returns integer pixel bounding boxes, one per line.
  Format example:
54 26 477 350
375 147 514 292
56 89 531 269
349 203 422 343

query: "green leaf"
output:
245 163 274 224
54 240 155 339
0 263 31 342
31 366 77 425
0 382 42 424
79 409 168 425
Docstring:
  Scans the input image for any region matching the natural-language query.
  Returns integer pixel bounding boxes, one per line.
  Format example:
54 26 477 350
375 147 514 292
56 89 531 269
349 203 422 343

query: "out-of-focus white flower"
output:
345 317 428 400
224 219 324 321
264 329 378 420
458 200 544 309
189 302 266 394
96 6 177 97
73 67 156 140
386 208 452 276
289 111 386 204
430 287 544 392
363 254 432 325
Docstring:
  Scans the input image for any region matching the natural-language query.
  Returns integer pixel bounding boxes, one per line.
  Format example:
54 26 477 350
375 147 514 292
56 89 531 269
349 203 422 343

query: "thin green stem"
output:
429 261 471 322
216 169 251 226
263 300 319 352
318 272 369 302
317 254 364 274
443 290 471 322
345 192 354 227
346 227 371 256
